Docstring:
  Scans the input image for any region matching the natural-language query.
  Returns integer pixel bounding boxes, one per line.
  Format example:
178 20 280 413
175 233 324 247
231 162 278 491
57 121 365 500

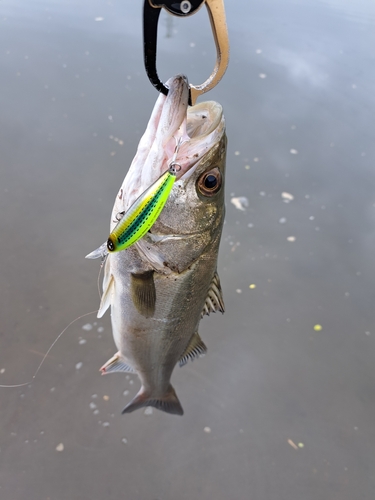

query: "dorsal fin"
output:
179 332 207 367
201 271 225 317
130 270 156 318
100 352 135 374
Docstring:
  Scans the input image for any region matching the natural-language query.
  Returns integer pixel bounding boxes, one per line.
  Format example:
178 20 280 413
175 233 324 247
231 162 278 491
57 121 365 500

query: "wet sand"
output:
1 0 375 498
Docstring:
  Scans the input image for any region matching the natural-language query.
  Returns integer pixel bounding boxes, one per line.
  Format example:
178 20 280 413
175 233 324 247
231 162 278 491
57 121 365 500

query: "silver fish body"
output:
94 75 226 415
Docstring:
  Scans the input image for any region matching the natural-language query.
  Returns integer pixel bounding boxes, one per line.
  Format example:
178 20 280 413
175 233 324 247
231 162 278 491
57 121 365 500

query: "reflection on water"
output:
1 1 375 499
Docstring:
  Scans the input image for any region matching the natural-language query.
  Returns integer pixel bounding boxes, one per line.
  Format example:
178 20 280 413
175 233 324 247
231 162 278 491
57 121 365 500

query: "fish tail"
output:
122 384 184 416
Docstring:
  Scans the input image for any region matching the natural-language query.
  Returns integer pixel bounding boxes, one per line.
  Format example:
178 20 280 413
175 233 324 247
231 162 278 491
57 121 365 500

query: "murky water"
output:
1 0 375 498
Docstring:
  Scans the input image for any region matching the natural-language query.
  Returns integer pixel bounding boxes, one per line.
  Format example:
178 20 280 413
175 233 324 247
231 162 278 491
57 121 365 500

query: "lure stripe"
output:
107 169 176 252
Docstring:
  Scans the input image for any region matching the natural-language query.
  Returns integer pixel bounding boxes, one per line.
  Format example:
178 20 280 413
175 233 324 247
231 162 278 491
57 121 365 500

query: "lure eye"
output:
197 167 222 197
107 238 116 252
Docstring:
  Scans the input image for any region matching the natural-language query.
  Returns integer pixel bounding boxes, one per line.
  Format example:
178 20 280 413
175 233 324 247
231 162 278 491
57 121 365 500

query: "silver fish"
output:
87 75 226 415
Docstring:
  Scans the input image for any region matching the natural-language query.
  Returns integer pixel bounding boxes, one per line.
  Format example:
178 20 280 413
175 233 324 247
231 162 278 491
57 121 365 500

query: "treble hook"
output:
143 0 229 106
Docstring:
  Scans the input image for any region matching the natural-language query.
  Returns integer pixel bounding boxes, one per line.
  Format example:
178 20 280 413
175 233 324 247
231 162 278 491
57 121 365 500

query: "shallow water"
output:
1 0 375 498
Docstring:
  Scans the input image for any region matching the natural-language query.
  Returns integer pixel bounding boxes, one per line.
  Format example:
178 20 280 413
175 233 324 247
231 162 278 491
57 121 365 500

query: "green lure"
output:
107 167 177 253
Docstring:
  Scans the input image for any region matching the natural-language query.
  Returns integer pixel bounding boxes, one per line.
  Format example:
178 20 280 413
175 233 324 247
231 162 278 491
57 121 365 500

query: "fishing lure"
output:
107 161 180 252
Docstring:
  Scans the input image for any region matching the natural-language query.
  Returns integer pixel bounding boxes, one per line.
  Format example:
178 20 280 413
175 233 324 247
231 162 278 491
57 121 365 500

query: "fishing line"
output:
0 310 99 388
0 259 107 388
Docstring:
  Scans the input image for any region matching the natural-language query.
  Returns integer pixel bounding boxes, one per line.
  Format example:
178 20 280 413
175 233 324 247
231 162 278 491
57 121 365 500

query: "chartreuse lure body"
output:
107 167 177 253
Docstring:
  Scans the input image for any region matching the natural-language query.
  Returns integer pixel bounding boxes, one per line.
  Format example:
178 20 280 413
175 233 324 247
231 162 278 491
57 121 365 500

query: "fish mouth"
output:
120 75 225 211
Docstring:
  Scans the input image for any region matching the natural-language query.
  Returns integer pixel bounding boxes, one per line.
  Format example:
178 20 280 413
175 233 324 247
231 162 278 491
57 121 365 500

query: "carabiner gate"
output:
143 0 229 105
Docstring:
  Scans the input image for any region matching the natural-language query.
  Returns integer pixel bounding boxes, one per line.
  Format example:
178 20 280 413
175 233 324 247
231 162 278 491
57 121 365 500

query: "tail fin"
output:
122 384 184 416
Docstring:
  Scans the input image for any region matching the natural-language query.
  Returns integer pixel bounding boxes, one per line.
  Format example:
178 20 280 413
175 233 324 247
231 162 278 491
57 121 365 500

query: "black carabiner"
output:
144 0 231 107
143 1 206 104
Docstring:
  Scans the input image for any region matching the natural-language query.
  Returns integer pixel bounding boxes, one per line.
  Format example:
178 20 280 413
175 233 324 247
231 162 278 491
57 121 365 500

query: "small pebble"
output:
236 289 242 294
259 73 267 79
102 422 110 427
89 402 97 410
91 394 98 399
314 324 322 331
287 236 296 242
82 323 92 331
94 17 104 21
231 196 249 211
0 368 5 374
123 390 130 396
282 192 294 202
56 443 64 452
97 326 104 333
122 438 128 444
75 362 83 370
144 407 153 416
290 149 298 155
103 395 109 401
298 443 304 448
204 427 211 433
249 284 256 289
234 151 240 156
93 410 99 415
279 217 287 224
79 339 87 345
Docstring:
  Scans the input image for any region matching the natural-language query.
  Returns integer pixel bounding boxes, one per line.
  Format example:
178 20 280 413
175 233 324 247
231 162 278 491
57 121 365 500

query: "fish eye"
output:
197 167 222 197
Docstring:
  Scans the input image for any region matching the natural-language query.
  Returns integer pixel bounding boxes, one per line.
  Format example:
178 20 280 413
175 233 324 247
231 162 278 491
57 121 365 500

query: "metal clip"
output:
143 0 229 105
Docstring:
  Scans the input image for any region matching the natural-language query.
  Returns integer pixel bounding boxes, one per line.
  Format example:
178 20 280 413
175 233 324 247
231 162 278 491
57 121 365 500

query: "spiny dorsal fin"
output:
179 332 207 367
97 273 114 318
201 271 225 318
130 270 156 318
100 352 135 374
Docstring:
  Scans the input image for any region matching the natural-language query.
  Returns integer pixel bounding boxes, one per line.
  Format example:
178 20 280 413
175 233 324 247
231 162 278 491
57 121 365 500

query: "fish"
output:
87 74 226 416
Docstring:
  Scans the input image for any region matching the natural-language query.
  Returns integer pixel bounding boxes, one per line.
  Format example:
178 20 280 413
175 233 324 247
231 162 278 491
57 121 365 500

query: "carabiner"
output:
143 0 229 105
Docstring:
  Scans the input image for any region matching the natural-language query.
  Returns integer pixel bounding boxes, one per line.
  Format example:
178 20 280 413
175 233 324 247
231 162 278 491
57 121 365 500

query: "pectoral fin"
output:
179 332 207 367
100 352 135 374
201 271 225 317
97 274 114 318
130 271 156 318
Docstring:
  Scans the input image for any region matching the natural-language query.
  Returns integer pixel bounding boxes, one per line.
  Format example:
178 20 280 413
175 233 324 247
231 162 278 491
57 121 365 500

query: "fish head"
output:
109 75 226 273
137 100 227 273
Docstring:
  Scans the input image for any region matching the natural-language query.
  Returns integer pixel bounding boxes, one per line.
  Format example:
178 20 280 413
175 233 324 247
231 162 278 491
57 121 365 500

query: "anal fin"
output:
201 270 225 317
100 352 135 374
130 270 156 318
179 332 207 367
